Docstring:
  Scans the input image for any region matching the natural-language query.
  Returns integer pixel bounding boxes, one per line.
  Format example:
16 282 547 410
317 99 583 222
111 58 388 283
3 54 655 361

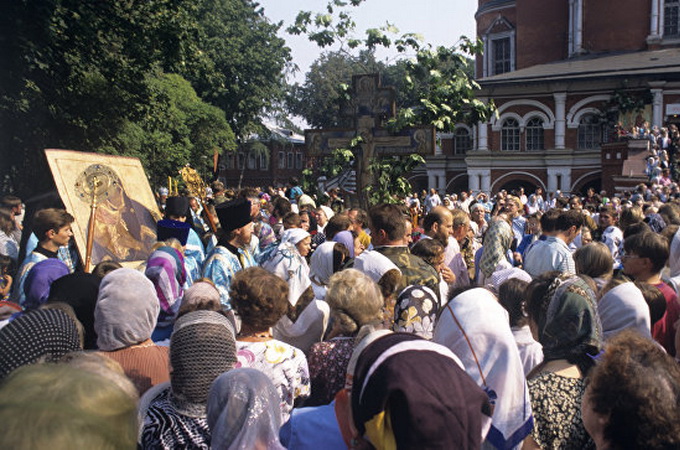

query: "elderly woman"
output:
47 272 102 350
478 214 514 285
0 308 81 380
230 267 310 423
95 268 170 395
309 241 349 300
262 228 312 306
0 362 138 449
392 285 439 339
207 368 285 450
145 245 187 342
354 249 403 320
139 310 237 449
306 269 384 406
23 258 70 310
524 272 603 449
598 279 651 341
434 287 533 450
340 332 492 449
582 330 680 449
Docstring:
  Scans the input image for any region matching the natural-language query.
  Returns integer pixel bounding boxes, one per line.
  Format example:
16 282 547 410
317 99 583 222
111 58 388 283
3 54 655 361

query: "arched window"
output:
578 114 602 150
454 128 472 155
525 117 544 151
501 118 520 151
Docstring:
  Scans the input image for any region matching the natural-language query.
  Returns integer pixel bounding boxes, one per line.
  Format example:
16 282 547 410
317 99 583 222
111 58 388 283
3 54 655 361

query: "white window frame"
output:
287 152 294 169
278 151 285 169
665 0 680 38
525 117 545 151
260 153 268 171
501 118 520 151
482 18 516 77
295 153 303 169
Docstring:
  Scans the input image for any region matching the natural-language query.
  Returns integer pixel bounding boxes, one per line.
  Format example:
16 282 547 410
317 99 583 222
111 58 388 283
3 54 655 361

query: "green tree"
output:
287 50 385 129
287 0 495 206
1 0 289 196
102 73 236 189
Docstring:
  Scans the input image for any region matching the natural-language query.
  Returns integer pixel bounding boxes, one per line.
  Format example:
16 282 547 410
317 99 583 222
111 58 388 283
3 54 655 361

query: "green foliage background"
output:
1 0 290 196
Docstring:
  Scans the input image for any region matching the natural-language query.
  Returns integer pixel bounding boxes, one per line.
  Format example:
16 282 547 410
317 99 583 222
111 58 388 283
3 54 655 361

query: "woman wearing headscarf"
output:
342 332 492 449
262 228 312 306
140 310 237 449
145 246 187 342
306 269 384 406
478 215 514 285
23 258 70 310
47 272 101 349
230 267 310 423
354 250 403 328
95 268 170 395
309 241 348 300
0 308 81 380
598 280 651 341
264 228 329 353
207 368 285 450
433 287 533 450
332 230 357 259
524 272 603 449
392 285 439 340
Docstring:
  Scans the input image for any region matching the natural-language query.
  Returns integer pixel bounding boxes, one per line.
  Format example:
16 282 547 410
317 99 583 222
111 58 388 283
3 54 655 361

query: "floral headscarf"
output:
392 285 438 339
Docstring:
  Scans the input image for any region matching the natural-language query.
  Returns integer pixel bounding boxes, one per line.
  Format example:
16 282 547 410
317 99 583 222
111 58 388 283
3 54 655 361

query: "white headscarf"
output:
309 241 336 300
433 288 533 449
354 250 401 283
280 228 310 246
262 229 311 306
598 282 651 341
273 300 330 354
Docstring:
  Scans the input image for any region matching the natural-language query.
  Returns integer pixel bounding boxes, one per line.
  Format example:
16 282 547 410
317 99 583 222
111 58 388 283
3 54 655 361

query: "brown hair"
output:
369 204 406 241
230 267 289 331
282 212 301 229
33 208 74 242
587 330 680 449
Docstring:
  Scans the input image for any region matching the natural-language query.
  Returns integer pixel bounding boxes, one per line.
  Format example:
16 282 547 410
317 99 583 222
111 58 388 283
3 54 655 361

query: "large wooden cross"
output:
306 73 435 207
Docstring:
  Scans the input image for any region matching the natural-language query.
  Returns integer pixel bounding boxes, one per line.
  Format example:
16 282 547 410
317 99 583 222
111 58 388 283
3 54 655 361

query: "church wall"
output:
583 0 650 53
516 0 569 69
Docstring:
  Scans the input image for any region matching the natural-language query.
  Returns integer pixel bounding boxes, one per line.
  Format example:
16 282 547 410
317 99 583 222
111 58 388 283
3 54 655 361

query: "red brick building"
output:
421 0 680 196
218 126 308 189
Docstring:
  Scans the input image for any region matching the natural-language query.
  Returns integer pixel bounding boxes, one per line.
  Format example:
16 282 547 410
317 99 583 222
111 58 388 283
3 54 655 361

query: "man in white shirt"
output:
424 188 442 214
523 209 584 278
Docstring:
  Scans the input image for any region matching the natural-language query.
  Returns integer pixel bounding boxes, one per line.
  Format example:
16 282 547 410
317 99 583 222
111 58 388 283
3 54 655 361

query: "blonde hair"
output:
0 363 138 449
326 269 384 336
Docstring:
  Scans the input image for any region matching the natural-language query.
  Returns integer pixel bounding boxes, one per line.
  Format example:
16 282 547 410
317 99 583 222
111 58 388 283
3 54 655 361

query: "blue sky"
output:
258 0 478 83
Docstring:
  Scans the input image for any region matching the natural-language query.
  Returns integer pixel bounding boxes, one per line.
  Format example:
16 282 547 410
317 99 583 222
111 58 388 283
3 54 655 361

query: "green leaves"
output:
365 154 425 204
1 0 289 195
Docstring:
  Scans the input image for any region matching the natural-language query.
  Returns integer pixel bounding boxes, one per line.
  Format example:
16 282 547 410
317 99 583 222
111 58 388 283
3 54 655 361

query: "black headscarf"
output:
351 332 491 449
48 272 101 350
0 309 81 380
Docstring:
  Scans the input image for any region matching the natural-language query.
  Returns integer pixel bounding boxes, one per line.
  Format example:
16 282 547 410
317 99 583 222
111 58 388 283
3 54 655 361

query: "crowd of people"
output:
0 175 679 449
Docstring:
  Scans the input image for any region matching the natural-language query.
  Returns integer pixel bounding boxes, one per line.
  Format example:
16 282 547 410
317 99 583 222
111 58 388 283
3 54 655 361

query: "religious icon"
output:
45 149 161 268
